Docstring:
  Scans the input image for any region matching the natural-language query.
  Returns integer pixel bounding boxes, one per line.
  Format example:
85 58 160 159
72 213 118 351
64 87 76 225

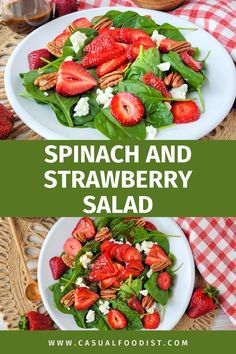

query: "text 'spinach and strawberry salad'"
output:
49 217 179 330
21 10 208 140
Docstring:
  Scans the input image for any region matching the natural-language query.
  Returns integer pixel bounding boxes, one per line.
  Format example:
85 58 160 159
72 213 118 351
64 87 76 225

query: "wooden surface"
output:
133 0 185 11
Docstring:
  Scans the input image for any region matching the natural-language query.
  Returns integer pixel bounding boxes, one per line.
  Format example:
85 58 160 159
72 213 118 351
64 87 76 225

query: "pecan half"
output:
170 40 192 54
151 259 170 272
61 289 75 307
47 42 62 58
34 72 58 91
62 254 75 268
135 219 146 228
94 17 113 31
164 71 184 88
99 71 124 89
95 227 112 242
141 294 155 310
100 288 117 300
73 232 87 244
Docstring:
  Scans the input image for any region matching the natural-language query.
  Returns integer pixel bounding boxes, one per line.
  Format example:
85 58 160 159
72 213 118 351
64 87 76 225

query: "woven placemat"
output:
0 21 235 140
0 217 217 330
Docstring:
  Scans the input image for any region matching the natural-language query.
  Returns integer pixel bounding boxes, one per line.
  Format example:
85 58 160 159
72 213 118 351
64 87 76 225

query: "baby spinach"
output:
62 28 98 60
73 310 88 329
52 283 75 314
158 23 186 41
111 300 142 330
94 217 114 230
130 227 169 254
118 278 142 300
144 273 171 306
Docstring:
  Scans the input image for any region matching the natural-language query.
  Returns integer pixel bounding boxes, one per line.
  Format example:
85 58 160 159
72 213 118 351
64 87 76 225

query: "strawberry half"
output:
49 256 68 280
110 92 144 126
159 38 177 53
128 296 144 314
54 0 78 18
180 51 203 72
72 217 96 240
0 103 14 122
0 115 13 140
19 311 54 331
81 47 125 68
107 309 127 329
124 248 142 263
63 238 82 257
142 313 160 329
145 244 171 267
187 285 219 319
115 244 132 262
145 221 157 231
171 101 200 124
28 48 53 70
96 53 128 78
74 287 99 311
143 72 171 98
109 28 151 44
56 61 97 96
157 272 172 290
84 32 117 54
89 253 118 282
99 276 118 290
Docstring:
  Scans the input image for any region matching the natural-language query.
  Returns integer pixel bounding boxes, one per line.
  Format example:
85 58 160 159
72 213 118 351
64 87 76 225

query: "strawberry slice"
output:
145 221 157 231
52 32 71 48
159 38 178 52
110 92 144 126
49 256 68 280
114 262 125 273
109 28 151 44
171 101 200 124
128 296 144 314
143 72 171 98
124 248 142 263
100 240 113 253
74 287 99 311
81 47 125 68
28 48 53 70
125 260 144 272
127 37 155 62
122 268 141 280
89 253 118 281
63 238 82 257
72 217 96 240
116 62 130 71
84 32 117 54
20 311 54 331
100 276 117 290
145 244 171 267
0 115 13 140
107 309 127 329
157 272 172 290
96 53 128 78
56 61 97 97
179 51 203 72
142 313 160 329
115 244 132 262
71 18 92 29
109 244 120 259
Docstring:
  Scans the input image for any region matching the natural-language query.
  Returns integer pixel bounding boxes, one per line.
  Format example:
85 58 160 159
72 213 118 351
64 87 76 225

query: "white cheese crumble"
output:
86 310 95 323
147 268 153 278
96 87 114 108
64 56 73 62
146 302 157 314
74 97 90 117
146 125 158 140
170 84 188 100
60 285 64 292
157 62 170 72
135 243 142 253
79 252 93 269
75 277 84 286
165 102 172 111
43 91 49 96
141 240 155 255
98 300 110 315
139 289 148 296
70 31 87 53
151 30 166 47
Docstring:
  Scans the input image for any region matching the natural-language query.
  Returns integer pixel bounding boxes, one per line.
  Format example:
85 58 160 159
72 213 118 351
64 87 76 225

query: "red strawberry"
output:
126 37 155 62
145 221 157 231
143 72 171 98
84 32 117 54
114 262 125 273
124 247 142 263
157 272 172 290
70 18 92 29
187 285 219 319
74 287 99 311
63 238 82 257
100 240 113 253
145 244 171 267
81 47 125 68
115 244 132 262
171 101 200 124
110 92 144 126
137 36 155 48
142 313 160 329
0 103 14 121
52 32 71 47
49 256 68 280
96 53 128 78
128 296 144 314
54 0 78 18
56 61 97 96
99 276 117 290
109 28 151 44
109 244 120 259
72 217 96 240
0 115 13 140
19 311 53 331
107 309 127 329
89 253 118 282
159 38 178 53
122 268 141 280
28 48 53 70
126 260 144 272
116 62 130 71
180 51 203 72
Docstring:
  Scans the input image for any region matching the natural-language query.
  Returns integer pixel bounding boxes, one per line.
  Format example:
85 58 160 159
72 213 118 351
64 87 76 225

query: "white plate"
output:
38 217 195 330
5 7 236 140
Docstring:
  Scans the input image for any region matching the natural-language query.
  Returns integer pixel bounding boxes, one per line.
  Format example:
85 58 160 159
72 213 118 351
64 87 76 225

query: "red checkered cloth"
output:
176 218 236 326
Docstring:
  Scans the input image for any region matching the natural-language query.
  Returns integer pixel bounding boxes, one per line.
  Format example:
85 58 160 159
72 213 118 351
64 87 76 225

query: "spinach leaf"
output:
94 217 114 230
111 300 142 330
158 23 186 41
162 51 205 88
73 310 88 329
52 283 75 314
118 278 142 300
73 92 100 126
62 28 98 59
144 273 171 306
130 228 169 254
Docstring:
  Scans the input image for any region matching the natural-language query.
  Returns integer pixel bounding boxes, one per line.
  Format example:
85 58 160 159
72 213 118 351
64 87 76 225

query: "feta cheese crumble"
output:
79 251 93 268
70 31 87 53
96 87 114 108
146 268 153 278
64 56 73 62
165 102 172 111
43 92 49 96
75 277 84 286
74 97 90 117
146 125 158 140
98 300 110 315
139 289 148 296
146 302 157 314
86 310 95 323
170 84 188 100
151 30 166 47
157 62 170 72
140 241 155 255
135 243 142 253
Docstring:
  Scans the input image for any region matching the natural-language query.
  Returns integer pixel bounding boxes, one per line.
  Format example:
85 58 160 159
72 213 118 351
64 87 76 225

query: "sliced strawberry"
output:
25 311 53 331
0 103 14 122
100 240 113 253
114 262 125 273
110 92 144 126
0 115 13 140
126 260 144 272
81 47 125 68
157 272 172 290
56 61 97 96
115 244 132 262
84 32 117 54
116 62 130 71
122 268 141 280
109 244 120 259
107 309 127 329
143 72 171 98
145 244 171 267
145 221 157 231
137 36 155 48
74 287 99 311
159 38 177 53
171 101 200 124
89 253 118 281
71 18 92 29
63 238 82 257
128 296 144 314
99 27 109 35
180 51 203 72
100 276 117 290
142 313 160 329
113 279 122 288
28 48 53 70
109 28 151 44
52 32 71 48
49 256 68 280
124 248 142 263
96 53 128 78
72 217 96 240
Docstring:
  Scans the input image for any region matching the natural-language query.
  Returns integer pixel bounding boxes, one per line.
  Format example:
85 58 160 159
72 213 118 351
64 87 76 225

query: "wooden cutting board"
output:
132 0 185 11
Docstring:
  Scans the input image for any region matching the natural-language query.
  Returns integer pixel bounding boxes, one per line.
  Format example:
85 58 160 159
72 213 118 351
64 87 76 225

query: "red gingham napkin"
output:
176 218 236 326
